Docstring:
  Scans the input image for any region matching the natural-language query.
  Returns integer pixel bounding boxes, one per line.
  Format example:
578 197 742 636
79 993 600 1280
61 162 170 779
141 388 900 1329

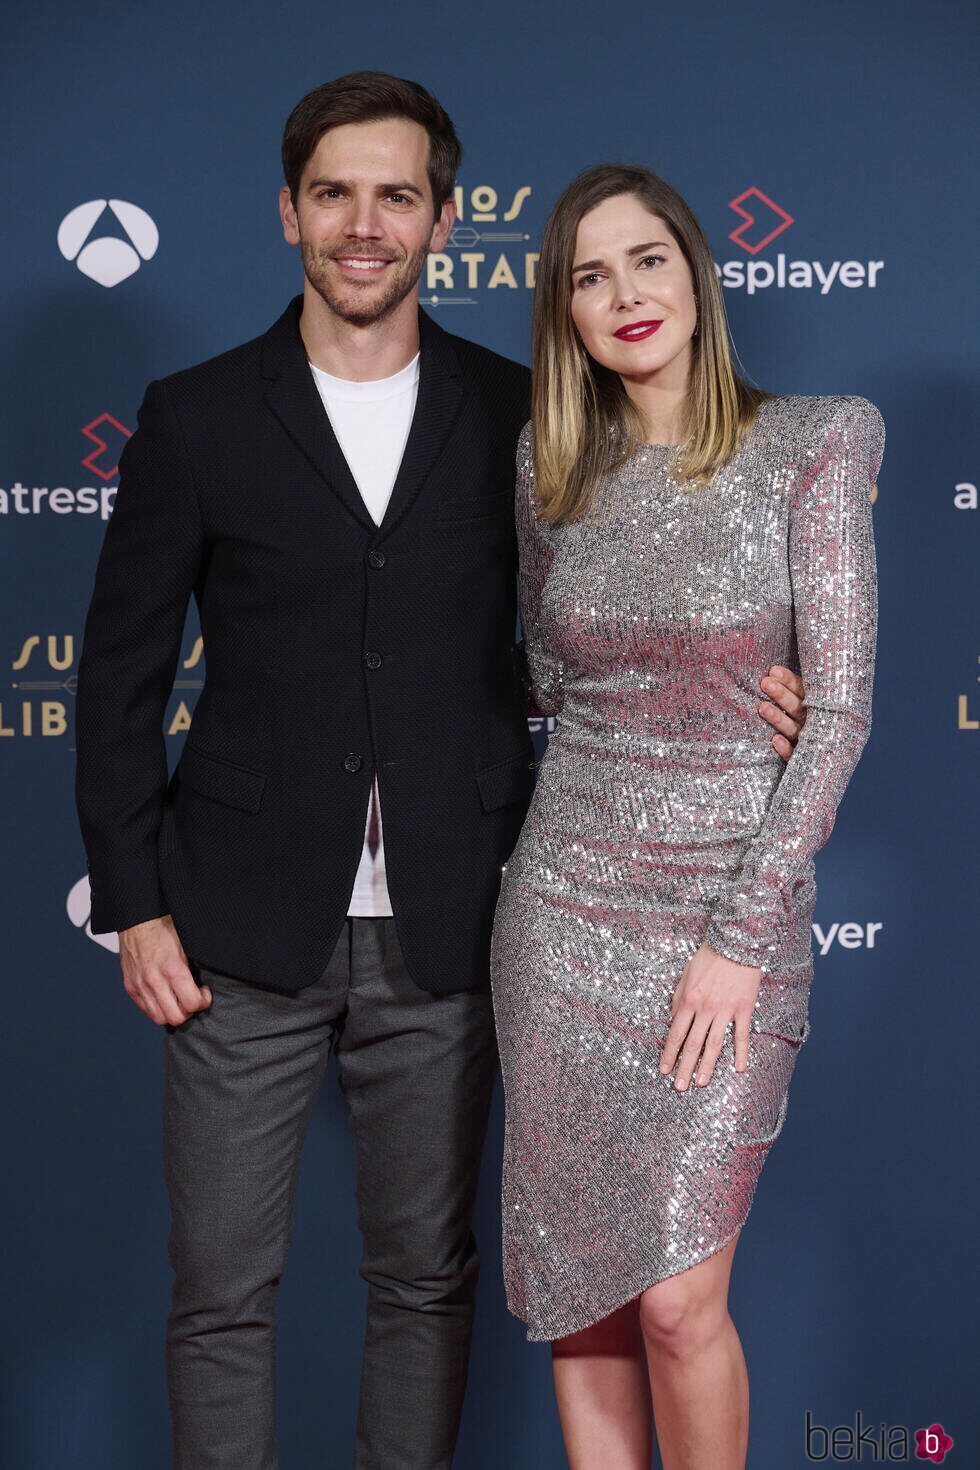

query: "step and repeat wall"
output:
2 2 975 1466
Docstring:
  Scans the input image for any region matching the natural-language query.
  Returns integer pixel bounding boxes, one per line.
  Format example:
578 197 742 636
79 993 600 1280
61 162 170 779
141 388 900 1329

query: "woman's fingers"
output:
659 1007 694 1078
694 1016 731 1087
732 1013 751 1073
662 1012 750 1090
670 1017 712 1091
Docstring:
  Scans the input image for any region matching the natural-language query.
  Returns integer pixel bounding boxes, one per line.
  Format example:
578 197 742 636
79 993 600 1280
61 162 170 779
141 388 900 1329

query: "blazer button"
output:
367 549 386 568
365 651 383 670
344 753 363 772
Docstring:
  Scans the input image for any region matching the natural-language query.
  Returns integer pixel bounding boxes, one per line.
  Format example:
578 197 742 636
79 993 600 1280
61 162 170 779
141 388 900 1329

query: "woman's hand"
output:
658 943 762 1090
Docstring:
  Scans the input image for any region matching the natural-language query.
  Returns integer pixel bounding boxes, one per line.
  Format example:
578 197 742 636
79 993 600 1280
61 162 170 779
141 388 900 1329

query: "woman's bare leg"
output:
639 1234 748 1470
551 1299 652 1469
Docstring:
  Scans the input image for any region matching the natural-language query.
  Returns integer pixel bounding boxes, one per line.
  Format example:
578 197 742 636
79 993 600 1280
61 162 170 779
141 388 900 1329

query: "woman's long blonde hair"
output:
532 163 774 523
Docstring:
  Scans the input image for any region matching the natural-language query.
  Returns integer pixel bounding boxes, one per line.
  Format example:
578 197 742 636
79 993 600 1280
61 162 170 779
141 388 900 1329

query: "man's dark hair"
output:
281 70 462 217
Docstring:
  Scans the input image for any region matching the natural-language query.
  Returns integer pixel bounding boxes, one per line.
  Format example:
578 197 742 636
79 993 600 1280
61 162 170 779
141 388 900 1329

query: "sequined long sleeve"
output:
515 422 565 718
703 397 884 970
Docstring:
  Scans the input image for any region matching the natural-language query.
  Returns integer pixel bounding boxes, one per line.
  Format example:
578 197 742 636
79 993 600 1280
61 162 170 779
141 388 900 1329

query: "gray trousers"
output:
163 917 498 1470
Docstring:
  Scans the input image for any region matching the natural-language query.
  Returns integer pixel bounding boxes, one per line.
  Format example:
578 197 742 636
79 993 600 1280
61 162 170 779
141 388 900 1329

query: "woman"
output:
490 164 883 1469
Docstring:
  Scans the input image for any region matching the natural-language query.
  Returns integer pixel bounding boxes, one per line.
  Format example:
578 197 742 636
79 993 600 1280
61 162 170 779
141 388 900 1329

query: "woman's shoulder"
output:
759 392 884 444
758 394 885 490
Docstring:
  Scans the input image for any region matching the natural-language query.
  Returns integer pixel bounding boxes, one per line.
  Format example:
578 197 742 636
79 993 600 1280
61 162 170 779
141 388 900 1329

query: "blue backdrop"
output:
2 2 977 1466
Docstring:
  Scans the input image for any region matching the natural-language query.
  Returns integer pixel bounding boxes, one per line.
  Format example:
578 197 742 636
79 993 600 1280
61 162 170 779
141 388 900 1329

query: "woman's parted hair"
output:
281 70 462 219
531 163 773 523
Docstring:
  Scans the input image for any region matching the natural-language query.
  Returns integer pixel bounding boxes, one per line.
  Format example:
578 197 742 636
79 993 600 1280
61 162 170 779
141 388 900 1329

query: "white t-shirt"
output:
309 351 421 918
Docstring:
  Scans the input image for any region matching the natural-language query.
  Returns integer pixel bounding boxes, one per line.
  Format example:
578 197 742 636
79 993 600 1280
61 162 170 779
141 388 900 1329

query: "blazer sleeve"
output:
514 422 565 719
703 396 884 970
75 378 205 934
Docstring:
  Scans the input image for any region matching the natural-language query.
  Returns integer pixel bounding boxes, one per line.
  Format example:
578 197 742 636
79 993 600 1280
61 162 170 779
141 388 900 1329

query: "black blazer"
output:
75 295 534 995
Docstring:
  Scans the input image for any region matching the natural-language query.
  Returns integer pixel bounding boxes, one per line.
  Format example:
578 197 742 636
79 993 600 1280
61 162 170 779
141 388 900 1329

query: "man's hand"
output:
118 915 212 1026
757 664 807 761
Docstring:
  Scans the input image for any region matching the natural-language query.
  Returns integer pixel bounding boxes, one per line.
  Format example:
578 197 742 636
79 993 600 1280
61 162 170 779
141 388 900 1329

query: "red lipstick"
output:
613 320 663 341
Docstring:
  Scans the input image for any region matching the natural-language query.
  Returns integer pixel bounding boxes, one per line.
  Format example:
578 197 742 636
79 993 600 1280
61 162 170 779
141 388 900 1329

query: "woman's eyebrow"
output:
572 241 672 272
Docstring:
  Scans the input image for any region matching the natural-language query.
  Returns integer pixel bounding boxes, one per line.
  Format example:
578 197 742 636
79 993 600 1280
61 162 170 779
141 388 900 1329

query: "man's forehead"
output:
308 118 429 173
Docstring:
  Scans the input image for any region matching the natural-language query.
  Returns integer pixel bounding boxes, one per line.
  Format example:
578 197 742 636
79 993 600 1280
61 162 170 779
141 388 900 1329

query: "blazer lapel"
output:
378 307 466 538
259 295 467 540
260 295 376 534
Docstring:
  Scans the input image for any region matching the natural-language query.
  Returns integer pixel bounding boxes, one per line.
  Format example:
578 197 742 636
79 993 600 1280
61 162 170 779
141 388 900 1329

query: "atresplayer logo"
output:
82 412 131 481
805 1410 954 1461
0 415 131 520
716 186 884 295
422 182 537 306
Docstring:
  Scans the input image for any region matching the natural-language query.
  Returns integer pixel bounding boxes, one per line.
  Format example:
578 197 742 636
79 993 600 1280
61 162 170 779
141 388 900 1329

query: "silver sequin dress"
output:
490 394 884 1342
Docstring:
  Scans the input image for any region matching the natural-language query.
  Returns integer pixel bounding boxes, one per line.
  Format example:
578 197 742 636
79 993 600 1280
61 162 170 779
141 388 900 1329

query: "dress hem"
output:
511 1221 748 1344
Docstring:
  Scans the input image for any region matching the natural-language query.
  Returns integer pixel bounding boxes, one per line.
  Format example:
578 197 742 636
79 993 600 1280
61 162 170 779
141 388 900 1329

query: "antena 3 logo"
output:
716 186 884 296
67 875 120 954
57 199 158 287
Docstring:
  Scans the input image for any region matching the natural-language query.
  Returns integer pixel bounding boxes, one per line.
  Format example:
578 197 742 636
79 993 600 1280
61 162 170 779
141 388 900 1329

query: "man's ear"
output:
280 185 300 246
430 194 456 255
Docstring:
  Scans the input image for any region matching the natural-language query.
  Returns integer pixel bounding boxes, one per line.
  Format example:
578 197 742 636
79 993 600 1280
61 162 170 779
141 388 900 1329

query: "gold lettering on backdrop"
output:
182 636 204 670
11 633 75 669
424 252 535 291
460 253 485 288
427 253 453 288
503 187 532 221
42 702 67 736
12 635 39 669
957 695 979 730
453 185 532 223
424 183 535 301
469 186 497 220
488 255 518 289
3 631 201 744
48 636 74 670
169 701 194 735
0 702 68 735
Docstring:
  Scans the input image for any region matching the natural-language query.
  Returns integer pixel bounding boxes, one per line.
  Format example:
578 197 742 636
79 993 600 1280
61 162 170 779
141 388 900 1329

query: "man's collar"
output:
260 293 462 383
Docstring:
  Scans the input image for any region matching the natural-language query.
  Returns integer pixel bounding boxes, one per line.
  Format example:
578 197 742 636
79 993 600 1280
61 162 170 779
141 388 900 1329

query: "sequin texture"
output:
490 395 884 1342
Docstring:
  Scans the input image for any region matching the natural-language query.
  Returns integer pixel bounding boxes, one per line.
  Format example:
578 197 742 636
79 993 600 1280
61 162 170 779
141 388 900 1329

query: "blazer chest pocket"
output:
436 492 512 522
178 743 267 813
475 751 536 813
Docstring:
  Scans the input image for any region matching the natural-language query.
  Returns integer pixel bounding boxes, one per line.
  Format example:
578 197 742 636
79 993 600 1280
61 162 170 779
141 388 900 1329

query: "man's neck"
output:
299 282 421 383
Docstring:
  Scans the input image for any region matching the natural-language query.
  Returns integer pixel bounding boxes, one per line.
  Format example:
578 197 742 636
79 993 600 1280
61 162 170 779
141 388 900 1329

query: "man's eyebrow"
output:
571 241 672 273
306 177 425 199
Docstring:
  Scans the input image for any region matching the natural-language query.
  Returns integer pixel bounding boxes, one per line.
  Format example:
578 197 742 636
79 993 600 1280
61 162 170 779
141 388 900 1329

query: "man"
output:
74 70 807 1470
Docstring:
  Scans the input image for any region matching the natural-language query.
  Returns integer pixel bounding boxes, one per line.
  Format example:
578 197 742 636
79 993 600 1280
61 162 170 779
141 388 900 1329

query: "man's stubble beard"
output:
301 238 431 328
